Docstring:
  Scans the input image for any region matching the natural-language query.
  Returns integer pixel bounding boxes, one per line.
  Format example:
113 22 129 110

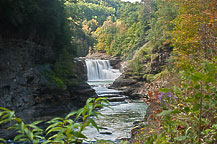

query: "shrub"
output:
0 98 110 144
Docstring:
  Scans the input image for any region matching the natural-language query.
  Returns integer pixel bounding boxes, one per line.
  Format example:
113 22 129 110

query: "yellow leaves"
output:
163 39 170 45
178 104 185 107
67 17 72 21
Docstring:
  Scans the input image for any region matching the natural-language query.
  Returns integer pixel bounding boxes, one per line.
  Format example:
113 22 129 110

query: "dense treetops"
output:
0 0 72 54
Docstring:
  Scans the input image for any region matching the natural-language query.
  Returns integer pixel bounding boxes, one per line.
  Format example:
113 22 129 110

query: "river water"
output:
84 60 147 143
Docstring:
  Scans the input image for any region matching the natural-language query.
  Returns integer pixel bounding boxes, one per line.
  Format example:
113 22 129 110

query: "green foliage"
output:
126 42 163 82
202 124 217 143
0 107 45 144
0 0 73 54
135 0 217 142
146 0 177 47
64 0 119 56
43 70 66 90
156 60 216 143
77 1 116 26
45 97 109 143
94 2 149 59
0 98 110 144
0 138 6 143
9 120 44 143
43 47 82 90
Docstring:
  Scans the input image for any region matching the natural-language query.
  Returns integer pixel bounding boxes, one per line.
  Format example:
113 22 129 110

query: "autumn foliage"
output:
136 0 217 143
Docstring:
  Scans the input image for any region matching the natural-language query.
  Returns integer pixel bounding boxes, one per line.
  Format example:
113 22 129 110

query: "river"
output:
83 60 147 143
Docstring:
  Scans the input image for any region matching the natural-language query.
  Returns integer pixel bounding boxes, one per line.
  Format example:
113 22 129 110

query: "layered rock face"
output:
112 42 172 99
0 40 96 138
73 58 88 81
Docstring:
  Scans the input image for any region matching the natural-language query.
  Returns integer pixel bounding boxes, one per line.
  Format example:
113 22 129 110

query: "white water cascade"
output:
84 59 147 142
85 59 121 81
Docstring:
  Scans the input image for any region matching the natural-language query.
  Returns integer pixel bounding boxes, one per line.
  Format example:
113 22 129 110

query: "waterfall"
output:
85 59 121 81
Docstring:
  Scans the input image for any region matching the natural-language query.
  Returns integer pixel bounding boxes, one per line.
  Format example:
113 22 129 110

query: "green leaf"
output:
194 93 202 101
0 111 8 117
72 131 79 137
82 115 88 121
48 133 64 140
46 127 64 135
157 109 179 117
35 135 45 140
0 138 6 142
65 111 77 119
24 128 33 140
8 111 15 120
192 104 201 112
78 133 87 139
95 97 107 103
194 85 200 90
72 122 80 129
47 117 62 124
0 107 11 111
33 139 39 144
86 103 93 115
183 107 190 113
0 119 10 124
42 140 52 144
75 108 84 120
17 138 29 142
14 134 24 141
206 77 216 83
191 72 204 82
92 111 98 118
159 88 173 93
211 86 216 92
66 119 74 124
15 117 23 123
175 136 187 141
86 98 93 105
31 126 43 133
31 120 43 125
204 95 210 100
46 122 60 132
204 103 209 110
1 113 9 120
20 122 25 133
88 118 99 132
96 112 104 117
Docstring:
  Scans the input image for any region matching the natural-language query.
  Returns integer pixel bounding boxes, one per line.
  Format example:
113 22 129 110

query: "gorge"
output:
1 0 215 143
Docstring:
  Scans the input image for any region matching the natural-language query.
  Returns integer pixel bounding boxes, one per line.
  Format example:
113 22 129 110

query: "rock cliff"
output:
112 42 173 99
0 40 96 139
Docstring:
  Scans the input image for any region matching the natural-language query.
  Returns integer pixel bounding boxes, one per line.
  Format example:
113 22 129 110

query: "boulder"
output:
112 77 137 88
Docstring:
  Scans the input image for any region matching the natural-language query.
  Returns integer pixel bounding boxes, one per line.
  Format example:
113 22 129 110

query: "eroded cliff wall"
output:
0 40 95 138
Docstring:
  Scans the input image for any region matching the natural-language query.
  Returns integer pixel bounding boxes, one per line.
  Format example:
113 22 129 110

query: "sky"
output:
121 0 141 3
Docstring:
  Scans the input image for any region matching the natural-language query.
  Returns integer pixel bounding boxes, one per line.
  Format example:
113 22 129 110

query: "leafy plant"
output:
0 107 45 144
0 97 110 144
45 97 109 143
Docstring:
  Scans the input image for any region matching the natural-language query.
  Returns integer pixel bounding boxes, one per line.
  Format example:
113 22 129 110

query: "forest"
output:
0 0 216 143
